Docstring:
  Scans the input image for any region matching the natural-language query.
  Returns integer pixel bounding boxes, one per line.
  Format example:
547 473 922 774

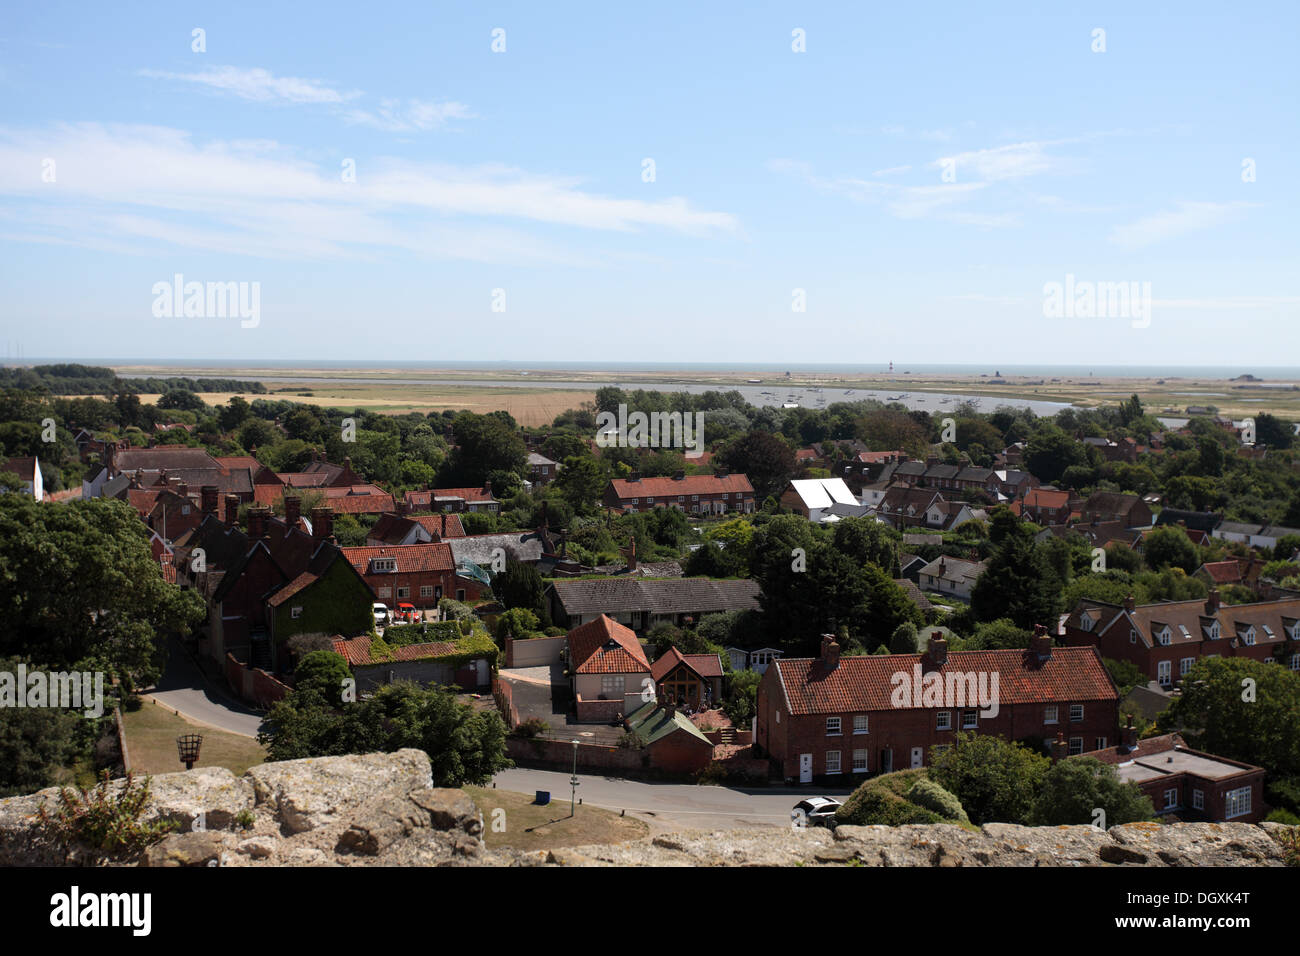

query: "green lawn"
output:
465 785 648 852
121 701 268 777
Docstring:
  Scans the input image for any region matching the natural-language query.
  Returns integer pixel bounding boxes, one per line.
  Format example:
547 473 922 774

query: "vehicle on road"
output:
791 797 843 828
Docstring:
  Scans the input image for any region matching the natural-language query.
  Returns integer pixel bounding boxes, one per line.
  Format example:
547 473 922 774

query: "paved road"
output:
143 637 265 738
491 767 856 831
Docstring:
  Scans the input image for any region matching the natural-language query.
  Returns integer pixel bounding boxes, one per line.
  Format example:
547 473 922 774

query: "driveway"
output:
142 637 265 738
491 767 857 831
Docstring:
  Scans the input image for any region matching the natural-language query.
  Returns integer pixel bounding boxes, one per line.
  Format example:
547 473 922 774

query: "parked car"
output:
394 602 420 624
372 603 391 627
791 797 842 829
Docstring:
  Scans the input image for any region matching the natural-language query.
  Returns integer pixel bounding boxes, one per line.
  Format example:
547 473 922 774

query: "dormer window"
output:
1241 626 1256 646
1080 616 1093 632
371 558 397 573
1156 626 1172 646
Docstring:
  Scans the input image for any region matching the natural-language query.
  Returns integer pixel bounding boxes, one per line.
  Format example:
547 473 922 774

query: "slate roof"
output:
550 577 761 617
1083 491 1145 519
1154 509 1223 534
113 447 221 472
567 615 650 674
771 646 1118 716
894 578 934 613
450 531 549 567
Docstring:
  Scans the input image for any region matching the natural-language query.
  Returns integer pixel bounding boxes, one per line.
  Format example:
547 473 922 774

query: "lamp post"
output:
177 733 203 770
570 739 580 817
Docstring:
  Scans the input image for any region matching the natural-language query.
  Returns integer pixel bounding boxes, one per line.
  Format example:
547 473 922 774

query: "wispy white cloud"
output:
768 158 1006 226
344 98 473 132
0 123 738 264
1151 295 1299 310
138 65 359 105
932 140 1067 182
1109 201 1256 249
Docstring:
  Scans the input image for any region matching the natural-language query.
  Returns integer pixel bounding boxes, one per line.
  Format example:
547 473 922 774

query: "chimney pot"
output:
927 631 948 667
820 633 841 670
1205 588 1221 614
224 494 240 528
285 495 301 528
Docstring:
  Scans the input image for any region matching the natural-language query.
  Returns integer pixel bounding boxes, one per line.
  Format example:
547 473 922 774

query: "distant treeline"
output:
0 364 267 396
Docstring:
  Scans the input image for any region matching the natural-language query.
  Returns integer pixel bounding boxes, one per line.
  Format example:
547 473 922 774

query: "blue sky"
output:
0 1 1296 366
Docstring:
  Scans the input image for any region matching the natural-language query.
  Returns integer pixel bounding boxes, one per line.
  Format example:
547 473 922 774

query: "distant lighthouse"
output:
888 360 894 373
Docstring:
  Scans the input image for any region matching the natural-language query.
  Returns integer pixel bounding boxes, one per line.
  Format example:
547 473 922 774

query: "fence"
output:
506 736 647 772
492 673 519 729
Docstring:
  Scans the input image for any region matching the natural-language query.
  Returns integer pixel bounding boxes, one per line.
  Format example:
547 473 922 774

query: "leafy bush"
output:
836 773 946 827
514 717 548 738
1265 809 1300 826
439 597 474 620
616 731 646 750
35 771 179 858
1265 776 1300 815
905 777 970 824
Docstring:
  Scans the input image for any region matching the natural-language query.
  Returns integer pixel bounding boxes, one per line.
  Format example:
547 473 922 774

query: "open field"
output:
121 700 268 777
136 386 595 427
464 784 648 851
118 364 1300 422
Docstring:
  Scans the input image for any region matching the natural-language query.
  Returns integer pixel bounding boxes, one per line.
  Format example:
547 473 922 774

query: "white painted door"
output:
798 753 812 783
910 747 924 769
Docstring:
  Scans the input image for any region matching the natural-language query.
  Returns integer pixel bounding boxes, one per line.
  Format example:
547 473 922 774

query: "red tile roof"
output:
318 492 395 514
608 474 754 500
1198 560 1242 584
331 635 458 667
568 615 650 675
343 543 456 574
650 646 724 681
772 646 1117 716
266 571 319 607
413 513 466 538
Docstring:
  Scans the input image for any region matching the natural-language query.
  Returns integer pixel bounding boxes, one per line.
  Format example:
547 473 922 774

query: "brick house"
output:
404 485 501 514
526 452 560 486
1080 491 1152 529
1061 591 1300 688
756 630 1119 785
1086 723 1266 823
604 472 755 515
1008 487 1076 524
343 543 485 610
621 699 714 773
366 512 466 546
566 615 653 723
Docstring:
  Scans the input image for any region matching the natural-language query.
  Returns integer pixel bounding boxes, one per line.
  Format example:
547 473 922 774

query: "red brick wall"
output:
758 667 1118 783
575 695 624 723
1139 769 1266 824
364 569 484 609
648 734 714 774
224 652 291 708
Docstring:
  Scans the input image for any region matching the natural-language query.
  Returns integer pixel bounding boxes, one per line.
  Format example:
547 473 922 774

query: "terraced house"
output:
603 471 755 515
756 630 1119 785
1061 591 1300 688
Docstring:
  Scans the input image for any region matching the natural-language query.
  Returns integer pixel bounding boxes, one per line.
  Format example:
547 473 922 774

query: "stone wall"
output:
1 750 1293 867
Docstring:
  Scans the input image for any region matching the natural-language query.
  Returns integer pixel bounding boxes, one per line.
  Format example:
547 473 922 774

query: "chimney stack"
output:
1050 731 1069 763
224 494 240 528
673 470 685 481
820 633 841 670
311 507 334 543
201 485 218 516
1122 714 1138 753
927 631 948 667
247 506 271 540
1123 594 1135 612
285 495 301 528
177 480 189 498
1030 623 1053 659
1205 588 1221 615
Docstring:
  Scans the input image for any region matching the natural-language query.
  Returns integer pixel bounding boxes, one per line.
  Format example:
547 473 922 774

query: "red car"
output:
394 603 420 624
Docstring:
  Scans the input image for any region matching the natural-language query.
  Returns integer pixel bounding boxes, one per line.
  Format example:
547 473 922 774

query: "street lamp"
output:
177 733 203 770
570 739 580 817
